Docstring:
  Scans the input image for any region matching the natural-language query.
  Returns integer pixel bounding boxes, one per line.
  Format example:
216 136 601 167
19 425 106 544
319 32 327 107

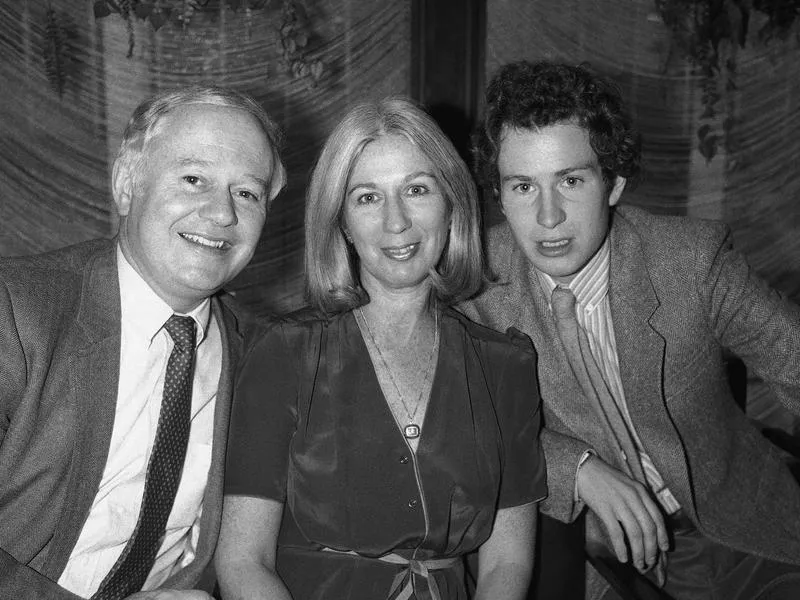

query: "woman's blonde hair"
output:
304 97 484 315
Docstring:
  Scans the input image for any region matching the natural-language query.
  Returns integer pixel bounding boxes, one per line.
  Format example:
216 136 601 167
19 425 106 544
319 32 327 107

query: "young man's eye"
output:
564 177 581 187
513 183 532 193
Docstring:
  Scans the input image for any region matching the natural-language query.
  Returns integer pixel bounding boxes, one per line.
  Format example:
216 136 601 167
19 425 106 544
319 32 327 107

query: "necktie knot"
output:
164 315 196 350
551 286 577 323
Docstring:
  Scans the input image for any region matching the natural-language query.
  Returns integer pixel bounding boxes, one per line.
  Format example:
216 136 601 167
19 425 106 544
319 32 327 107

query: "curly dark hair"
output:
474 60 641 197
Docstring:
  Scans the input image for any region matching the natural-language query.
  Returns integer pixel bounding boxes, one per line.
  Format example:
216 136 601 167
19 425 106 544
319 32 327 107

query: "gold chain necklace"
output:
356 307 439 440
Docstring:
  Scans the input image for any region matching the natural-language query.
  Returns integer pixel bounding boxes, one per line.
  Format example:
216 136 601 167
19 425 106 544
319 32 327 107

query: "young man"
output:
461 60 800 599
0 85 285 599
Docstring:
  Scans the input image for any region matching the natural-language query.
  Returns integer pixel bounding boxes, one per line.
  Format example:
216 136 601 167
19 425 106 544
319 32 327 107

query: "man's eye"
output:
237 190 258 201
564 177 581 187
183 175 200 185
513 183 532 193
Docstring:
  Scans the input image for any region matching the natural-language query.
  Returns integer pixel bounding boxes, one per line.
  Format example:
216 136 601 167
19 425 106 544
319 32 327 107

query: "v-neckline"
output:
350 310 443 453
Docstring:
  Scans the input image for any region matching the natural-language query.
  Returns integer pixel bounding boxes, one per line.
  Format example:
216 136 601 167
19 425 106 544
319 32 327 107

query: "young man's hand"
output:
576 454 669 572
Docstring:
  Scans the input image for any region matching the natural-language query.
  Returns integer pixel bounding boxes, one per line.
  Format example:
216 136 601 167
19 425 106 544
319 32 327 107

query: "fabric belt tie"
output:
321 548 461 600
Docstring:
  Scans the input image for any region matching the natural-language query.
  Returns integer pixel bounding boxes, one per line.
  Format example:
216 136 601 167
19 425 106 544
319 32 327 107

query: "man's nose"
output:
200 188 238 227
536 189 566 229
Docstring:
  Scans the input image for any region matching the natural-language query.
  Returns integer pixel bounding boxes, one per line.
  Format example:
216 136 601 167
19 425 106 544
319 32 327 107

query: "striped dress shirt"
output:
537 239 681 514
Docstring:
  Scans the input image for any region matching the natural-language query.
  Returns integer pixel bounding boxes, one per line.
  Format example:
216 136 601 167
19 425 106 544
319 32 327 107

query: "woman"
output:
215 98 546 600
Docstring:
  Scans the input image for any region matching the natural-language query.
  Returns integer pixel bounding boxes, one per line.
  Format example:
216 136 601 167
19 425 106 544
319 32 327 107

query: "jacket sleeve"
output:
539 427 593 523
0 281 26 449
0 282 80 599
701 226 800 415
0 549 82 600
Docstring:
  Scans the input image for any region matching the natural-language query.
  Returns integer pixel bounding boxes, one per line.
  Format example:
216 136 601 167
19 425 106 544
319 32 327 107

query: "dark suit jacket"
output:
0 239 251 599
461 205 800 567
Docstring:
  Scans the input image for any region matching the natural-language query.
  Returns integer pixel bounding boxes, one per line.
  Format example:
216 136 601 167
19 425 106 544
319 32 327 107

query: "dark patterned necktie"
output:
92 315 197 600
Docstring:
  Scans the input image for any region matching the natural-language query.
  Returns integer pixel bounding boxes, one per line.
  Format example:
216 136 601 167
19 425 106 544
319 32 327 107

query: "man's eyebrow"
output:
555 162 597 177
500 174 533 183
244 174 269 190
175 156 212 168
172 158 268 189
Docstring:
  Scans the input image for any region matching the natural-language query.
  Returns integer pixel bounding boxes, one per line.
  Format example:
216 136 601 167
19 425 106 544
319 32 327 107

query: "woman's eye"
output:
357 193 377 204
408 185 427 196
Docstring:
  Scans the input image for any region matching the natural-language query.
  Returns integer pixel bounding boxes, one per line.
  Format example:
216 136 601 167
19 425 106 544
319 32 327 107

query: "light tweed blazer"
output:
0 239 249 599
461 205 800 573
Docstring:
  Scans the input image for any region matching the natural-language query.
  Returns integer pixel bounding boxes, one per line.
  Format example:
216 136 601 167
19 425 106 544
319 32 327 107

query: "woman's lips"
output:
382 242 420 261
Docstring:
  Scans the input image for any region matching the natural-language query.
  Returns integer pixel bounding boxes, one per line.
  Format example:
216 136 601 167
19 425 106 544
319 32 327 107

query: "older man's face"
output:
114 103 274 312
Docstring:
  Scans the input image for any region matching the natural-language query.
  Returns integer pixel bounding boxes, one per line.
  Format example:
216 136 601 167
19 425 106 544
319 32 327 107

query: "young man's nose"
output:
536 190 566 229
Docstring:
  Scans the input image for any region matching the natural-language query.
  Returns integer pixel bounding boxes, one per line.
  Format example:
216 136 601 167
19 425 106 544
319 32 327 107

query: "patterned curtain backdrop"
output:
0 0 411 314
486 0 800 301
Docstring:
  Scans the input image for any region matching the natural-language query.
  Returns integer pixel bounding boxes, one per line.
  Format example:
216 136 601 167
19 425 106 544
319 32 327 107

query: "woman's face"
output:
343 134 450 298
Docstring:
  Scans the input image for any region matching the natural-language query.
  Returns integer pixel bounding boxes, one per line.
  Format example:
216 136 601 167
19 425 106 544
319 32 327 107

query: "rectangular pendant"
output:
404 424 421 439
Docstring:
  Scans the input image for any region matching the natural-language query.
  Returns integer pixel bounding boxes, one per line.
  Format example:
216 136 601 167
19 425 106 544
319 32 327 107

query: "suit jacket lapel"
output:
42 242 121 579
608 211 692 505
489 227 612 450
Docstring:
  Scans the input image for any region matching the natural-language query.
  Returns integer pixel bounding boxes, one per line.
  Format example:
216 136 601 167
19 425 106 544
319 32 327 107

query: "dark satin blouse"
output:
225 307 547 600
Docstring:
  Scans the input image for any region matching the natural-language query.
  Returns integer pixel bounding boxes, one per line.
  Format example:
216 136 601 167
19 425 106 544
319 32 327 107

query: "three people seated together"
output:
1 59 800 600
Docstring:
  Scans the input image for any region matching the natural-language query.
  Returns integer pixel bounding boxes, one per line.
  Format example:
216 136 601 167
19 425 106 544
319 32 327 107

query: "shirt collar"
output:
536 237 611 313
117 245 211 346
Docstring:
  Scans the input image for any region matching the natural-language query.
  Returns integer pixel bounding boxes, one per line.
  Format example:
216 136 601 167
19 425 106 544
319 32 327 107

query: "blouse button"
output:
399 455 410 464
408 499 419 508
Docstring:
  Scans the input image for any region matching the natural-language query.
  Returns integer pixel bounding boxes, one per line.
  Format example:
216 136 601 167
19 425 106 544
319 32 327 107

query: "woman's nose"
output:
383 196 411 233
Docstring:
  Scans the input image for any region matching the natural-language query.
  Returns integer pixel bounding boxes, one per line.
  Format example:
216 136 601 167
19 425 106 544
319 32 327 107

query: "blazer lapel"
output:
41 243 121 580
608 212 692 505
490 228 612 449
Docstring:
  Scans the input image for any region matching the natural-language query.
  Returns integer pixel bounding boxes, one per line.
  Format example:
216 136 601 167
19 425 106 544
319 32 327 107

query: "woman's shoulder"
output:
445 306 535 357
248 306 355 349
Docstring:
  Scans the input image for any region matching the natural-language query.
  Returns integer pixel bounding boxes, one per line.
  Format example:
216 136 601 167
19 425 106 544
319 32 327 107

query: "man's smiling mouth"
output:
180 233 228 249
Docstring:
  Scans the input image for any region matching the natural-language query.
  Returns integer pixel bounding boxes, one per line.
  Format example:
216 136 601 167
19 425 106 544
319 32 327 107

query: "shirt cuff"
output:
573 449 596 505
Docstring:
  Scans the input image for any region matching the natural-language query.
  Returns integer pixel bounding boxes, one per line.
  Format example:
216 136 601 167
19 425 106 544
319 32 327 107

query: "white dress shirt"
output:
58 246 221 597
538 239 681 514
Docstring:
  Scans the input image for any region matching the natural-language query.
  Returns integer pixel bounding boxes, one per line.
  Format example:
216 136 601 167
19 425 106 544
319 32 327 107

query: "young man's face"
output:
497 121 626 284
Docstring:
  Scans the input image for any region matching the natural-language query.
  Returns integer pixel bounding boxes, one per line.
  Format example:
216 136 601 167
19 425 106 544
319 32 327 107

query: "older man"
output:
0 85 285 599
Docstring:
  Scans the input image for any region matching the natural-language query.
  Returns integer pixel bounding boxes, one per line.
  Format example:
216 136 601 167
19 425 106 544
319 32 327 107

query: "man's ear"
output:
112 159 134 217
608 176 626 207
